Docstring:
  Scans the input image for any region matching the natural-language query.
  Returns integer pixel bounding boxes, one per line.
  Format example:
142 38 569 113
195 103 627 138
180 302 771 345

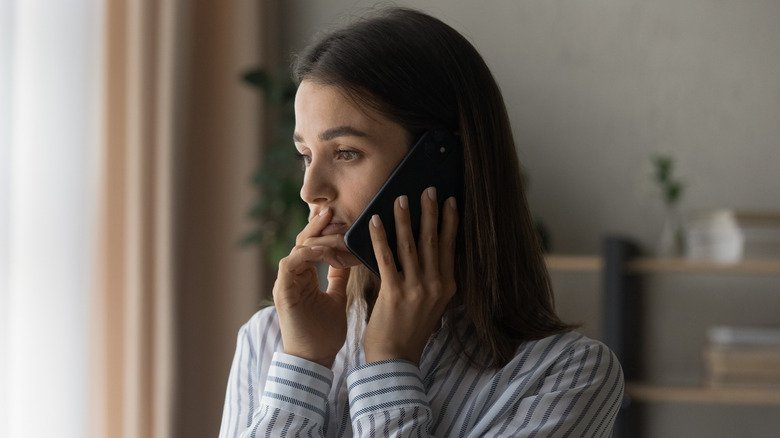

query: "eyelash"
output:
336 149 359 161
294 150 359 167
294 151 311 167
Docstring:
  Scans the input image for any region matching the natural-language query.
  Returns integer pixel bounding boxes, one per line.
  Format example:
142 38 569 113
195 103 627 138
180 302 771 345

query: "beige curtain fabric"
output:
95 1 179 437
95 1 274 437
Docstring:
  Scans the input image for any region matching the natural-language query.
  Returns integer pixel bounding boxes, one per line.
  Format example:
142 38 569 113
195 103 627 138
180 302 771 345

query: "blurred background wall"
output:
282 0 779 255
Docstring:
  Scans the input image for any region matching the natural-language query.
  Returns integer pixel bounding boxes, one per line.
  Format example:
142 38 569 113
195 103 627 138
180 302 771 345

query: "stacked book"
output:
703 325 780 388
735 212 780 260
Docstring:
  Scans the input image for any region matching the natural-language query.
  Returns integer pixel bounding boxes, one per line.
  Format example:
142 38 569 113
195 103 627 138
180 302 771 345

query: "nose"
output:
299 159 334 207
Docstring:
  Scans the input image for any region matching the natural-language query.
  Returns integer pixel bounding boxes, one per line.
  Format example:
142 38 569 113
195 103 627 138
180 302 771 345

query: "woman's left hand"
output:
363 187 459 365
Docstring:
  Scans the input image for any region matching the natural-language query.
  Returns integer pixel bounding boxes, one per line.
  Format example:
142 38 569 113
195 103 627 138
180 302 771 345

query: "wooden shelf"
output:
626 258 780 275
545 255 602 272
545 254 780 275
626 382 780 406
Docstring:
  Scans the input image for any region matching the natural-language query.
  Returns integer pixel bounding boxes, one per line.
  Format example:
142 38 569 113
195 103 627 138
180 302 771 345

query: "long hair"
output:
292 7 574 368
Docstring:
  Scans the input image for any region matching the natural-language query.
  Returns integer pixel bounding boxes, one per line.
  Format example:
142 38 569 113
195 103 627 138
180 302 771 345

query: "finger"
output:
368 214 400 284
302 233 347 248
274 246 322 293
296 207 332 245
302 234 361 268
394 195 420 277
439 196 459 292
312 245 360 269
325 265 350 304
418 186 439 278
279 245 325 277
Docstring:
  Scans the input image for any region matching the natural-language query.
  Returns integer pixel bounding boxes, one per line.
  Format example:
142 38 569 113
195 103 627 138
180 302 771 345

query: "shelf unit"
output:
545 239 780 437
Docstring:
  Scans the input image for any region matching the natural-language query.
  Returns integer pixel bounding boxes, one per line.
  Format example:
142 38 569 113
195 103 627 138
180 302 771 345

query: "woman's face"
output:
293 80 410 236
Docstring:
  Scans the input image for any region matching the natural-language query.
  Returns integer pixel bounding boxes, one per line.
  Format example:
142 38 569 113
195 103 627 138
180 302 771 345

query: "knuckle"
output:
428 279 444 297
445 280 457 297
370 228 386 243
398 239 415 254
407 284 426 300
376 248 395 266
278 246 305 269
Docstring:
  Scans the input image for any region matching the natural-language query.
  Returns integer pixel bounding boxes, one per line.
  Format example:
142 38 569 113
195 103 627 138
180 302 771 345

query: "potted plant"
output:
651 154 686 257
240 68 308 267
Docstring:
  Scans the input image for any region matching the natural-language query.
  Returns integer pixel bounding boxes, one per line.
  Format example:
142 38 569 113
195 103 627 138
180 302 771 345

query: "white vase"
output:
684 210 744 262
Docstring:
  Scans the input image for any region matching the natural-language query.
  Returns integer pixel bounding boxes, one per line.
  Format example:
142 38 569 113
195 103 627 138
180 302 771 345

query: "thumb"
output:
326 266 350 304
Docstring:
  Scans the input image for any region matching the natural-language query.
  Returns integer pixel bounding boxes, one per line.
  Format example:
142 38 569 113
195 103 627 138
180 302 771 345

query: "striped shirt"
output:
219 306 624 437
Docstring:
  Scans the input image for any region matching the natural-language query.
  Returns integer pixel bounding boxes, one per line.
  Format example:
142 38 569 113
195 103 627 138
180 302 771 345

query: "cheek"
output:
347 188 378 221
343 162 398 221
343 177 388 224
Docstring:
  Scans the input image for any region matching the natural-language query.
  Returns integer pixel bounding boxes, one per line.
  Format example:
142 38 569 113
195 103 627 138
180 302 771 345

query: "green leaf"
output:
239 230 263 247
241 69 269 90
649 154 685 207
653 155 673 183
666 182 684 205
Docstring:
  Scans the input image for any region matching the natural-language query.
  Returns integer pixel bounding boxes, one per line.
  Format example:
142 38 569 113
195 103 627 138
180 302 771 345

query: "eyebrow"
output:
293 126 369 143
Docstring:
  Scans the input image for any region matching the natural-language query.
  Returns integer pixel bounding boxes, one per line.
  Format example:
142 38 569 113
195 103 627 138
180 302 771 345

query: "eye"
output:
336 150 359 161
294 151 312 167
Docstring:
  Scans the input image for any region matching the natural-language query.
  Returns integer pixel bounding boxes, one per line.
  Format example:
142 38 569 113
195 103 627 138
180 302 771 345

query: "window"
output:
0 1 103 437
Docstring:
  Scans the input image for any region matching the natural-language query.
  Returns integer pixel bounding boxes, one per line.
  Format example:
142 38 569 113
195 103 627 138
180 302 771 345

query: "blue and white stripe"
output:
219 306 624 437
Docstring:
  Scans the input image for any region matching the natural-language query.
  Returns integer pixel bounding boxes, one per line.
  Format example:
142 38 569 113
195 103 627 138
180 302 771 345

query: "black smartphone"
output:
344 129 463 277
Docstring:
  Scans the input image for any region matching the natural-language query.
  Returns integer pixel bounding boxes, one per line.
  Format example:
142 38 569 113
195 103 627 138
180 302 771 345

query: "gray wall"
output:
280 1 780 437
282 0 779 255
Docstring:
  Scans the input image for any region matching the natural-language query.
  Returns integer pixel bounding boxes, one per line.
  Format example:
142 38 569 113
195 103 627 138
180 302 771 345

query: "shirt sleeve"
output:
476 340 624 437
265 353 336 434
220 309 339 438
347 359 434 437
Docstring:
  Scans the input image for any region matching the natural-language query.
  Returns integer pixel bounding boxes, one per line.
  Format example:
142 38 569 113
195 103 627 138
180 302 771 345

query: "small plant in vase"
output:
651 154 686 257
240 68 308 268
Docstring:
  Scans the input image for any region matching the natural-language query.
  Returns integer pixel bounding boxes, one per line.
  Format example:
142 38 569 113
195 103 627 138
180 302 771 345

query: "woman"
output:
220 8 623 437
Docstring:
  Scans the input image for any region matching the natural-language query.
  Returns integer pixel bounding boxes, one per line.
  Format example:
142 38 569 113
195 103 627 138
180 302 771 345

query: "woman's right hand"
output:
272 208 355 368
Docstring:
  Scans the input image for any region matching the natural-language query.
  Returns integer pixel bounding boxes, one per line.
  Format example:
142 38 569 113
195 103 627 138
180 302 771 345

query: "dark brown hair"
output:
292 7 574 368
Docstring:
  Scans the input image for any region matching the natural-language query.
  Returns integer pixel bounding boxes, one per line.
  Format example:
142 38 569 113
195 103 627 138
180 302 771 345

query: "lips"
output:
321 222 347 236
309 207 349 235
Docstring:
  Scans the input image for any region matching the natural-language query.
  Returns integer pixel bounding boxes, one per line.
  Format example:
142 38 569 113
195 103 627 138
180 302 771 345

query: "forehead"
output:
293 80 395 138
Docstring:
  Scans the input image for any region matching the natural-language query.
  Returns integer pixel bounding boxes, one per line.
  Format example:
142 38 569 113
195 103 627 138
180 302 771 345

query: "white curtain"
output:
0 1 104 437
2 1 272 437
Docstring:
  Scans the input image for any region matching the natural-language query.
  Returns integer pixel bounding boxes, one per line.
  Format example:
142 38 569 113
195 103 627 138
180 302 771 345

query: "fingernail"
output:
399 195 408 210
319 207 329 216
427 187 437 201
448 196 456 209
371 214 381 228
336 255 346 267
311 246 324 253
